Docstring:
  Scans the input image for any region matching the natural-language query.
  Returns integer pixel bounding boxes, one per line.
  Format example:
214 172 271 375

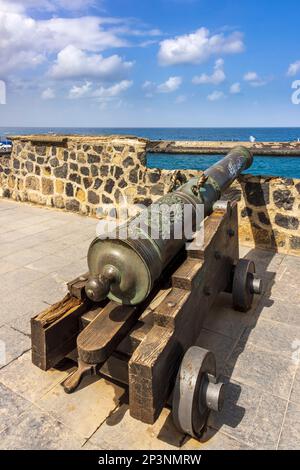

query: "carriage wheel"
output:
172 346 226 438
232 259 262 312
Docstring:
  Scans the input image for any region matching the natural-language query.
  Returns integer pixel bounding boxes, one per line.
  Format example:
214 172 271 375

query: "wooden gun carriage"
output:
31 195 261 439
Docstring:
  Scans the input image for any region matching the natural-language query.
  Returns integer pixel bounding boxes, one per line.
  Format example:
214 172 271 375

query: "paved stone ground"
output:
0 198 300 450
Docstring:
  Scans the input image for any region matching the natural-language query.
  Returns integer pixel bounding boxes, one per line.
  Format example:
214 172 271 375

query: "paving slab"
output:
37 375 126 439
196 329 238 376
278 402 300 450
243 317 300 358
208 379 287 449
224 340 297 400
0 325 31 369
0 405 84 450
0 383 32 433
89 405 185 450
0 351 69 402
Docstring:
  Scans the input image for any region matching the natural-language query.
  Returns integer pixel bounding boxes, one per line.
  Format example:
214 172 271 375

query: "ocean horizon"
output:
1 127 300 178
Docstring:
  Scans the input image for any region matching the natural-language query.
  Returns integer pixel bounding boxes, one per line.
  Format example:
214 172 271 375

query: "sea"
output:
1 127 300 178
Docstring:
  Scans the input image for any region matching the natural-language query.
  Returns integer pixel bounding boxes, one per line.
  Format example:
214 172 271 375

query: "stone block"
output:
0 405 84 450
38 376 125 439
0 325 30 369
90 405 184 450
278 402 300 450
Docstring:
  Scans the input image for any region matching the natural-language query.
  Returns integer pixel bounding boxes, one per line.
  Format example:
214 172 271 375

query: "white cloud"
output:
192 58 225 85
93 80 133 101
157 76 182 93
50 46 133 80
207 90 225 101
243 71 267 87
229 82 241 94
142 80 154 91
68 81 92 99
41 87 55 99
158 27 244 66
287 61 300 77
0 1 136 75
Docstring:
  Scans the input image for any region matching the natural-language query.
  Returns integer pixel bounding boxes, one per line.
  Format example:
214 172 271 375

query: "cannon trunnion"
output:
31 147 262 439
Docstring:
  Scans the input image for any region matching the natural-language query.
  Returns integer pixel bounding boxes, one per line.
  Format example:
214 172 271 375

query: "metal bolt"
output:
228 228 235 237
250 276 263 295
204 380 226 412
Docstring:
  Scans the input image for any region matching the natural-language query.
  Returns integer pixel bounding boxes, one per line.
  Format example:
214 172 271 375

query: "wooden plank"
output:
31 294 90 371
77 301 140 364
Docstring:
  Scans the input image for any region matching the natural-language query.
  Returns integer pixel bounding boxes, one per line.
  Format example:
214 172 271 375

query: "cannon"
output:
31 146 262 439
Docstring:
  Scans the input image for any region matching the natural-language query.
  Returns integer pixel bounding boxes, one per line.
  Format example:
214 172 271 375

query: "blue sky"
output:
0 0 300 127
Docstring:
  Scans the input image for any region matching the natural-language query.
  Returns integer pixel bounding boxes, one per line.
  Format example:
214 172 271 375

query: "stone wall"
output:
0 135 299 255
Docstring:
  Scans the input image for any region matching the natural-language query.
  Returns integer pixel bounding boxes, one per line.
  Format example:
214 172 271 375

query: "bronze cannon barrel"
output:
85 146 253 305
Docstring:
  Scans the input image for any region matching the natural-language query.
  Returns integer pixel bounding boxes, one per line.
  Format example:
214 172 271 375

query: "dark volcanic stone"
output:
28 152 36 162
69 151 76 160
123 157 134 168
88 191 100 204
100 165 109 176
13 159 20 170
63 150 69 161
148 172 160 184
91 164 98 177
66 182 74 197
94 178 103 190
137 186 146 195
118 178 127 188
3 188 10 198
25 161 34 173
295 182 300 194
275 214 299 230
36 146 46 156
80 166 90 176
104 178 115 193
241 207 253 218
151 183 164 196
114 167 123 179
245 182 269 206
83 177 93 189
51 147 57 156
129 170 138 183
290 236 300 250
37 157 44 165
35 166 40 176
83 145 91 152
66 199 80 212
54 163 68 179
258 211 270 225
69 173 81 184
70 162 78 172
113 145 124 152
88 154 100 164
93 145 103 154
102 194 113 204
49 157 59 167
273 190 294 210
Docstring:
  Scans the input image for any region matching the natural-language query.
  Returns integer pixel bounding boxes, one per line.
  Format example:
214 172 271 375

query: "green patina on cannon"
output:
31 146 263 439
85 146 254 305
